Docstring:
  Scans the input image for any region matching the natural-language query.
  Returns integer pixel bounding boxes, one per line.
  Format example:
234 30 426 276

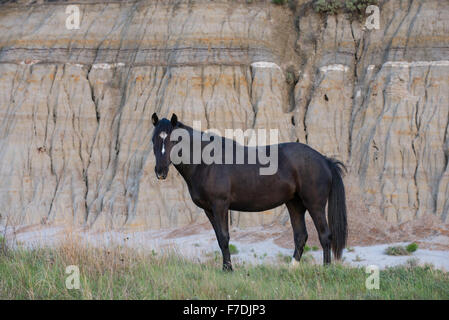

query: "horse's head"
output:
151 113 178 180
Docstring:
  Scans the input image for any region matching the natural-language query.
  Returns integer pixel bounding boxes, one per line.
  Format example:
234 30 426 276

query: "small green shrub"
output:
303 245 311 253
272 0 287 5
406 242 419 253
385 243 419 256
229 244 239 255
314 0 342 15
313 0 378 19
312 246 319 251
344 0 378 12
385 246 410 256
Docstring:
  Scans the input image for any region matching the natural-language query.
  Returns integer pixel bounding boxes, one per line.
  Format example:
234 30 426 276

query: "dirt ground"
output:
7 207 449 252
158 210 449 252
270 211 449 251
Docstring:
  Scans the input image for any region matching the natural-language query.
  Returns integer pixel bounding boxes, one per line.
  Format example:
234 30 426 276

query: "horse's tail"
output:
326 158 348 260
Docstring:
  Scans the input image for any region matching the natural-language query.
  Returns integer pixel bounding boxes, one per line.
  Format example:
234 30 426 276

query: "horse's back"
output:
226 142 331 211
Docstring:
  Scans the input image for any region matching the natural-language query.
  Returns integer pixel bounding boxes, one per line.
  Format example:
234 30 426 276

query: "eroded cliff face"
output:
0 0 447 229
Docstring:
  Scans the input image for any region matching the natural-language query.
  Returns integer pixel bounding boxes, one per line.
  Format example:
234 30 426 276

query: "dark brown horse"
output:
151 113 347 271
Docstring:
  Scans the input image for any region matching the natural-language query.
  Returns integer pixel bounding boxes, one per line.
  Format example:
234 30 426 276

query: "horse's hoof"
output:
223 264 233 272
289 258 300 268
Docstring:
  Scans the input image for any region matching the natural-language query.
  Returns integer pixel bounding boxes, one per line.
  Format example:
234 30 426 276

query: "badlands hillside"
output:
0 0 448 233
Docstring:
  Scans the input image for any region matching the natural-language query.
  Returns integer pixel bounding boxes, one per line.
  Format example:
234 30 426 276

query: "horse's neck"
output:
172 122 200 182
173 162 197 184
172 122 230 182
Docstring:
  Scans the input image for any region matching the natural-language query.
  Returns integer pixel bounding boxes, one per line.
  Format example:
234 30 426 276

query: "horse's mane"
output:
176 121 247 148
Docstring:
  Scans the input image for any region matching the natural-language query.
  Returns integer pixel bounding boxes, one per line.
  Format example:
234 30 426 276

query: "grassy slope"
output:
0 243 448 300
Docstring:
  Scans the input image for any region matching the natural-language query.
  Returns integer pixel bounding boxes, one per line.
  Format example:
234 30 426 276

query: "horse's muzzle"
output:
155 168 168 180
156 172 167 180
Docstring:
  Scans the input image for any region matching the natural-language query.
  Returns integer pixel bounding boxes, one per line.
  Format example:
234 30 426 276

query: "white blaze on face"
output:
159 132 168 154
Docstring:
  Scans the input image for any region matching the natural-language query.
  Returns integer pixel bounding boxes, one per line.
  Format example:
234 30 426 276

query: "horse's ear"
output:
152 113 159 126
171 113 178 127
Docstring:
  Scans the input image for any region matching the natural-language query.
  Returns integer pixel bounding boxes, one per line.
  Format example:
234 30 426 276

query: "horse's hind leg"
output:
286 197 307 265
205 201 232 271
308 205 332 264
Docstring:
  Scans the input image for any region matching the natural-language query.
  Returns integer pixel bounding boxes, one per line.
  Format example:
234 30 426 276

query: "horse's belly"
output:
229 199 289 212
229 180 296 212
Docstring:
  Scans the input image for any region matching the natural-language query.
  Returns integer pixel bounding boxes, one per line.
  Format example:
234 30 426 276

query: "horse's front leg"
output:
205 201 232 271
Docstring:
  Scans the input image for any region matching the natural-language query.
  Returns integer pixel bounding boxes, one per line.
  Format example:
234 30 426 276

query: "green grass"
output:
0 242 447 300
